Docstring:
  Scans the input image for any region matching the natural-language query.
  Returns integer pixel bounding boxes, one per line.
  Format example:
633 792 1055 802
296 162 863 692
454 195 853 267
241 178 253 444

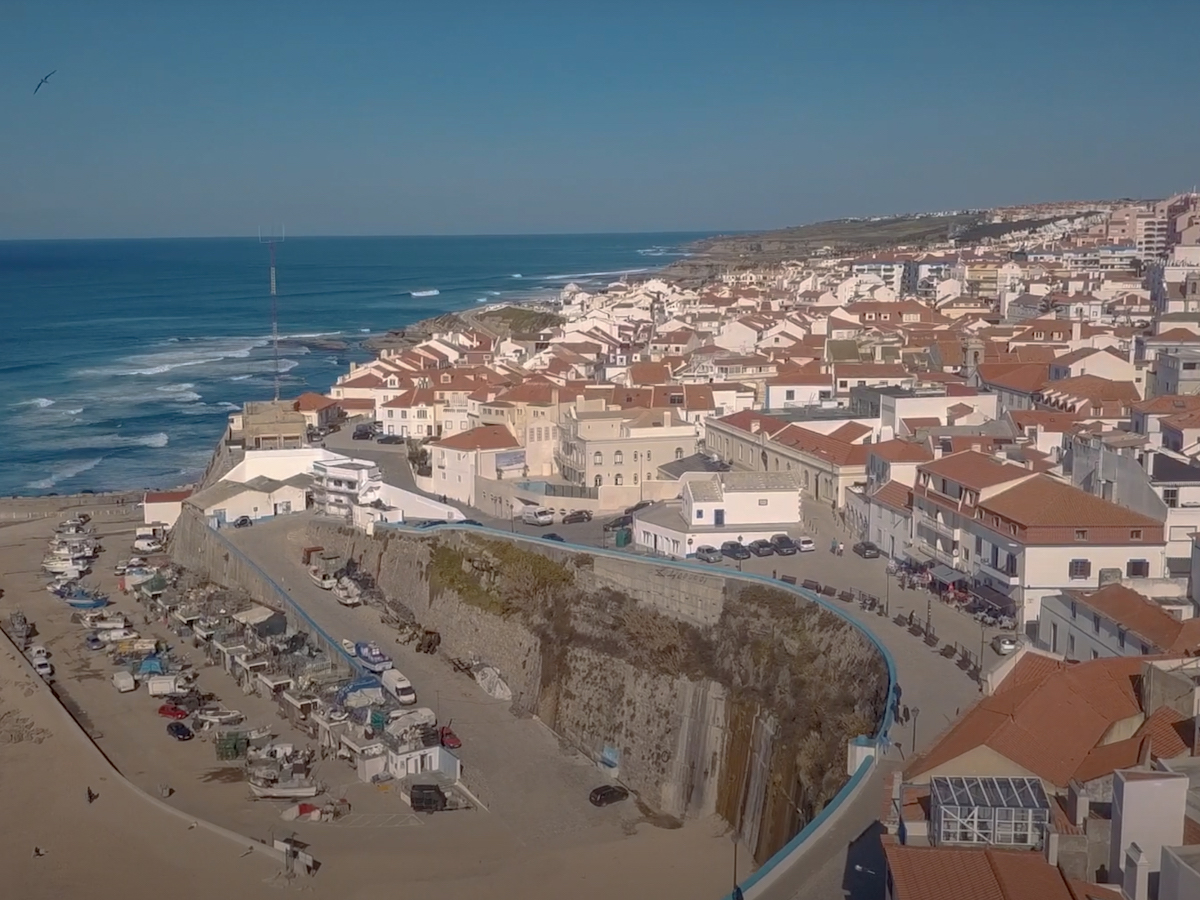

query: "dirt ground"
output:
0 511 751 900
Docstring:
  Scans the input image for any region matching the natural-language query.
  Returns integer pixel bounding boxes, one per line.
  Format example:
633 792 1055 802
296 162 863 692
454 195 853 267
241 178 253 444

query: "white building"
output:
143 489 193 529
1037 583 1200 661
632 471 801 558
187 474 311 527
430 424 523 508
313 458 382 520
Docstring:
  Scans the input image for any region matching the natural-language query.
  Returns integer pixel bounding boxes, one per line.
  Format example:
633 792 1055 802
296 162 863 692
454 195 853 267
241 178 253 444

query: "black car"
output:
603 514 633 532
377 435 404 444
542 533 566 542
588 784 630 807
853 541 881 559
352 430 373 441
562 509 593 525
769 534 798 555
721 541 751 561
458 519 484 527
231 515 253 528
748 539 775 557
624 500 652 515
166 722 194 741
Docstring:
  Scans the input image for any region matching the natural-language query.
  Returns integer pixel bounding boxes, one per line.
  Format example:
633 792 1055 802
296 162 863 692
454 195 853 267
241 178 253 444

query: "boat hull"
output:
248 781 322 799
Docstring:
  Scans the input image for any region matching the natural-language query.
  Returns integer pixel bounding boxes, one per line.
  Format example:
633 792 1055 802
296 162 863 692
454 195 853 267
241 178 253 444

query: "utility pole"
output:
259 226 285 401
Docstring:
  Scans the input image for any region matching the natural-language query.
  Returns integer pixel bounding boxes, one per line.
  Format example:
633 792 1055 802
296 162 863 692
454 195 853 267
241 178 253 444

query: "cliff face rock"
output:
308 522 888 864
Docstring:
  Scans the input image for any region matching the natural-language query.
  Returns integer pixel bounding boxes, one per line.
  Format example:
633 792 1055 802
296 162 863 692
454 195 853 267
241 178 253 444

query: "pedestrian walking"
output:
838 542 845 557
902 705 910 725
86 787 96 804
772 569 777 580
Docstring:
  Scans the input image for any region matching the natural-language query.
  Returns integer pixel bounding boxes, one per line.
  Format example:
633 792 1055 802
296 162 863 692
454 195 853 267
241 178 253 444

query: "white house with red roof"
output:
143 489 193 529
430 424 523 507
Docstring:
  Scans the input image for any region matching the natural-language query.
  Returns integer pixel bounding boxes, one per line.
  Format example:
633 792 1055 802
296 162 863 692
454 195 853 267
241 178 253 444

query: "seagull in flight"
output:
34 70 56 94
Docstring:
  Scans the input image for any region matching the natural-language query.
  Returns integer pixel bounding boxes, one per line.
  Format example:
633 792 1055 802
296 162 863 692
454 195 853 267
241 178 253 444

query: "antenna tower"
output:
258 225 285 401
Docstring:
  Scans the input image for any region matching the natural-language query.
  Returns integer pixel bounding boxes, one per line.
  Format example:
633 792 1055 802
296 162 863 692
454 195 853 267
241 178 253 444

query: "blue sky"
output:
1 1 1196 239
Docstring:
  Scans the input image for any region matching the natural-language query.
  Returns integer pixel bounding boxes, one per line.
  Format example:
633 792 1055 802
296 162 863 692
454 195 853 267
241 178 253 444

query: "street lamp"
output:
925 591 933 637
884 572 891 618
911 706 921 755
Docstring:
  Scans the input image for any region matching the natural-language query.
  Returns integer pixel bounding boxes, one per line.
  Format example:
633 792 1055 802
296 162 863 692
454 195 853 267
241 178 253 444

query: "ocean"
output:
0 233 707 497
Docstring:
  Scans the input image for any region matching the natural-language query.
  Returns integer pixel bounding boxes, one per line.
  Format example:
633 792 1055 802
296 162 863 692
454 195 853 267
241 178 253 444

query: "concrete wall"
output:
305 519 892 868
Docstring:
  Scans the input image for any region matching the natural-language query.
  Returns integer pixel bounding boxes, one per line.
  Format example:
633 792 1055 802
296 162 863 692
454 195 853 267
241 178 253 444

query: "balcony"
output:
977 559 1021 586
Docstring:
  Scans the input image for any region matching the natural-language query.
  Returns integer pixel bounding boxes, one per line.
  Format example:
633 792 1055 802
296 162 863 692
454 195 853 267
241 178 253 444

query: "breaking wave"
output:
26 457 104 490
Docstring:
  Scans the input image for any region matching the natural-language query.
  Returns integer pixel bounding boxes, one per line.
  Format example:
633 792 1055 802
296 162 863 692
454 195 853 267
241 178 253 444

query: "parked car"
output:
769 534 798 555
603 515 633 532
542 533 566 542
377 435 404 444
853 541 881 559
521 506 555 526
458 519 484 527
797 536 816 553
748 539 776 557
695 545 723 564
721 541 751 561
28 645 48 661
84 633 105 651
625 500 652 515
33 659 53 679
992 635 1019 655
588 785 630 807
352 429 373 441
232 516 253 528
439 724 462 750
157 703 190 720
562 509 593 525
166 722 194 741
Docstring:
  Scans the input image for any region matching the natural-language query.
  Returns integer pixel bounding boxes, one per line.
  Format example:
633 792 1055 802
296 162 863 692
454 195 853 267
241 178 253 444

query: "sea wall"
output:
307 520 889 863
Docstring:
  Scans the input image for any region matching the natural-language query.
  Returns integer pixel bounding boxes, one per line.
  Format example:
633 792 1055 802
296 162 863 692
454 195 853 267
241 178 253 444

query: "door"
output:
714 509 725 527
1050 622 1059 654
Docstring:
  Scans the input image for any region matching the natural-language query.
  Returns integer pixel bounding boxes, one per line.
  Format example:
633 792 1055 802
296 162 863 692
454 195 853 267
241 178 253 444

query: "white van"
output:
381 669 418 705
521 506 554 526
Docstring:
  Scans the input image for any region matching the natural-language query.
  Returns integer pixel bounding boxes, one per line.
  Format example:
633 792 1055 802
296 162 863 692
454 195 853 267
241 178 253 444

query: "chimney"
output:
1122 844 1149 900
1072 319 1083 341
750 420 761 434
1067 781 1089 827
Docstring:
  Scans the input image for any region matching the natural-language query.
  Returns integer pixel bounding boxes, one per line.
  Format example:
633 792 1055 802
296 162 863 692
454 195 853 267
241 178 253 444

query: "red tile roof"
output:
1067 584 1200 653
871 480 913 512
905 656 1147 787
433 424 520 452
714 409 790 437
982 475 1162 530
870 440 935 463
1131 394 1200 415
885 845 1076 900
145 489 193 503
294 392 338 411
917 450 1031 491
977 363 1051 394
773 424 870 467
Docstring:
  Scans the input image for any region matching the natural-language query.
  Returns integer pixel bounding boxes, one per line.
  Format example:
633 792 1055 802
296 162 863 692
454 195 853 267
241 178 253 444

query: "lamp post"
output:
925 591 933 637
884 572 891 618
911 706 921 755
978 620 987 689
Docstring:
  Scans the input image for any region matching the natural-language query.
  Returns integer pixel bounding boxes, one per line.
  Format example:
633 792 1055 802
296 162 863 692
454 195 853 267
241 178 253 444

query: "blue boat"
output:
353 641 393 674
55 586 110 609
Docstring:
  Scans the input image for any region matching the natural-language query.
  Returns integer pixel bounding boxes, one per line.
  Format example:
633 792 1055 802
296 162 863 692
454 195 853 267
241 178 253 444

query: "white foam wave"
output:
17 397 55 409
511 274 522 278
230 374 253 381
360 328 370 333
58 432 169 451
169 391 203 403
218 402 241 411
61 407 85 416
540 268 650 282
27 457 104 490
488 291 502 295
410 289 440 297
476 297 488 303
156 383 195 393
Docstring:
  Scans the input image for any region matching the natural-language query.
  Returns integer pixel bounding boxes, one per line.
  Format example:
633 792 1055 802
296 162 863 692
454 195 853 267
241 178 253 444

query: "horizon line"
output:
0 228 745 244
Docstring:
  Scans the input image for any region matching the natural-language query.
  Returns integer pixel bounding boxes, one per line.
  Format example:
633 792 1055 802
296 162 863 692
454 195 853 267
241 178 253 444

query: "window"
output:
633 451 639 462
1069 559 1091 580
417 409 428 419
785 389 795 401
696 509 704 520
614 474 623 486
758 498 768 506
594 475 602 487
975 536 983 555
1069 633 1075 655
614 451 623 465
675 447 684 460
633 474 638 484
1164 488 1179 508
593 451 603 466
1119 629 1126 649
1075 529 1088 541
1130 529 1142 541
1091 650 1100 660
1009 524 1018 536
645 451 651 462
1126 559 1149 577
838 381 847 389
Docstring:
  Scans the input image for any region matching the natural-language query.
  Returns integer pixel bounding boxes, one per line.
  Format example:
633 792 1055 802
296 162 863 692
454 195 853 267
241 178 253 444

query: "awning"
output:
969 583 1017 616
929 563 969 585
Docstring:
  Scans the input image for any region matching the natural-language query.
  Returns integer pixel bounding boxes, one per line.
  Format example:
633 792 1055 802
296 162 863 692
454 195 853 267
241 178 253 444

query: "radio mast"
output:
258 226 285 401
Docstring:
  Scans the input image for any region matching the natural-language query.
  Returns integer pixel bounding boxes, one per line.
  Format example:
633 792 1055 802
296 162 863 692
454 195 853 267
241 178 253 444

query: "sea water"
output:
0 233 702 496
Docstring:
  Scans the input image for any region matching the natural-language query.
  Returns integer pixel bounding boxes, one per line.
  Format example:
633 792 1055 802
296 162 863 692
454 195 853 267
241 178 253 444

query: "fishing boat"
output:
42 553 91 576
354 641 393 674
247 777 323 799
195 708 245 727
60 590 110 610
334 578 362 607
